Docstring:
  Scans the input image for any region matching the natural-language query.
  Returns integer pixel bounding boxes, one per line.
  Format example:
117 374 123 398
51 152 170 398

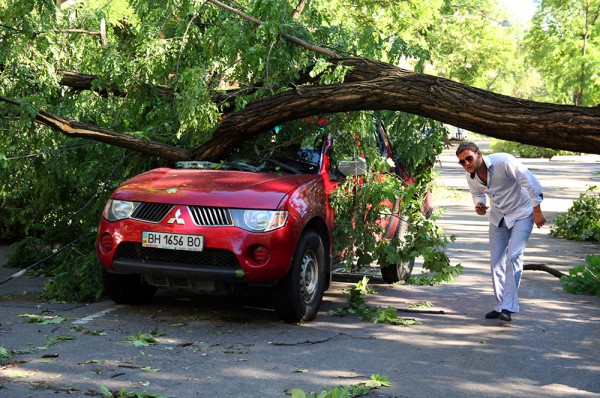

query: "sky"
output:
499 0 537 22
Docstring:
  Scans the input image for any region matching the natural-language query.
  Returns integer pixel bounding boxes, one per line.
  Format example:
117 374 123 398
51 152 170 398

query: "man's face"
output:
457 150 482 174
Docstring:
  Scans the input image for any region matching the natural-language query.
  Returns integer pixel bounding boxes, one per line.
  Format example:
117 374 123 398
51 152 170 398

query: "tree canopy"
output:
526 0 600 106
1 0 599 161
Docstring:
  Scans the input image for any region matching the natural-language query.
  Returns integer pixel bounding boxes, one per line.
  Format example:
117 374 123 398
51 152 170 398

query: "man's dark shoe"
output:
499 309 512 322
485 310 501 319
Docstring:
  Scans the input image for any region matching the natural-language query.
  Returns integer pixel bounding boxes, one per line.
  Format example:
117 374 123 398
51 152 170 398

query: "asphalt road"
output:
1 143 599 398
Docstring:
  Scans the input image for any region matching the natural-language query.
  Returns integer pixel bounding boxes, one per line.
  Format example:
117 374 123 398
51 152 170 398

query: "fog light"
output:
252 246 270 265
100 233 114 252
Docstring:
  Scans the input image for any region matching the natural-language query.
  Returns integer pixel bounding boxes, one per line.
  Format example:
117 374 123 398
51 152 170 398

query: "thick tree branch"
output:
58 69 238 110
0 96 192 161
192 57 600 161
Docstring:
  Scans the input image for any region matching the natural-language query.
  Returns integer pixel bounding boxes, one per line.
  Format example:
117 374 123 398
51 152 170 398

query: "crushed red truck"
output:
97 120 432 323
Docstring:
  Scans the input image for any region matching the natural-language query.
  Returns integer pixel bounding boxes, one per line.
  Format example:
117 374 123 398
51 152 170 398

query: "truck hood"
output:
111 168 319 209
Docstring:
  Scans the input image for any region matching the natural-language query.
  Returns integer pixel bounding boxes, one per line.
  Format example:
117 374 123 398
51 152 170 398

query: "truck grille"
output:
132 203 173 223
130 203 232 226
115 242 239 268
188 206 233 226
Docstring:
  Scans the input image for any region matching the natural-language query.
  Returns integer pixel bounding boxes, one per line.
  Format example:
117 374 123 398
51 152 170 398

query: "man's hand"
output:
475 202 488 215
533 205 546 228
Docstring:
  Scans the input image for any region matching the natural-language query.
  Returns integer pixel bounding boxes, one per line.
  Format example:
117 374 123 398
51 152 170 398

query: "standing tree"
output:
526 0 600 106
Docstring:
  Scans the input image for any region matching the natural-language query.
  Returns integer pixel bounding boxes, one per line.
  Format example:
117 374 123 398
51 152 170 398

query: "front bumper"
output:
96 218 300 284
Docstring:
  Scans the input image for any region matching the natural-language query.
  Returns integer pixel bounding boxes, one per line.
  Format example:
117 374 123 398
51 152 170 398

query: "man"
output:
456 141 546 322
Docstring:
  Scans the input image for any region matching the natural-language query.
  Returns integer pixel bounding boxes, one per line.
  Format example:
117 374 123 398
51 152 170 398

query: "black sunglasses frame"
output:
458 155 475 166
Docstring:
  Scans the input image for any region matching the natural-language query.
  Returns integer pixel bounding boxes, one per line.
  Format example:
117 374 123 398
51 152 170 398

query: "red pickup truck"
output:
96 122 432 323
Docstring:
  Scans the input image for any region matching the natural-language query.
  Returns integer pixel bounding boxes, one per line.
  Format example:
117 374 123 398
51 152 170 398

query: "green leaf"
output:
141 366 161 373
367 374 392 388
409 301 434 308
49 335 76 341
0 346 11 360
98 386 113 398
18 314 66 324
127 332 159 347
291 389 308 398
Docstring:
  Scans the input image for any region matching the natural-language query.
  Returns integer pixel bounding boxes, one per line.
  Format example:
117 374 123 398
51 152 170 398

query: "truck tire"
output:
273 230 326 323
380 218 415 283
102 268 156 304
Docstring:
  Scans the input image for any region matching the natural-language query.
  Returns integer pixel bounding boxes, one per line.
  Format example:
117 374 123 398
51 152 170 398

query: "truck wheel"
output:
102 268 156 304
380 218 415 283
274 230 326 323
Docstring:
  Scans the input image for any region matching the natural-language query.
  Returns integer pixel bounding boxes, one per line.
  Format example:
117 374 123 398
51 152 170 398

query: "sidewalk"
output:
0 143 599 398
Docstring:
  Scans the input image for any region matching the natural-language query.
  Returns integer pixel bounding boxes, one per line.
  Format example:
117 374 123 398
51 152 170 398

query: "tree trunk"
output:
193 57 600 161
3 57 600 162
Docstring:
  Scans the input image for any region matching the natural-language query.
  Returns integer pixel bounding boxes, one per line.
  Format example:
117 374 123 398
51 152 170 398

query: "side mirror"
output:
338 158 367 177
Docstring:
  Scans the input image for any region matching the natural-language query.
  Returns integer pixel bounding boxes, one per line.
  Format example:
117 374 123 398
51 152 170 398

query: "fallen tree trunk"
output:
193 57 600 160
3 57 600 161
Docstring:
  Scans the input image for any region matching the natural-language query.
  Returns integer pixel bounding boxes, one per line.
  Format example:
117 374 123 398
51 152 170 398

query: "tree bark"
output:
192 57 600 161
291 0 308 20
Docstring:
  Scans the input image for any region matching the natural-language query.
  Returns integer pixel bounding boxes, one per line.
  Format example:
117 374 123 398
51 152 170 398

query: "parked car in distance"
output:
96 121 431 323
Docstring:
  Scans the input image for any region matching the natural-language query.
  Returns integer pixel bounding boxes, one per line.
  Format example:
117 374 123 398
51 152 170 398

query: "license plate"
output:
142 231 204 252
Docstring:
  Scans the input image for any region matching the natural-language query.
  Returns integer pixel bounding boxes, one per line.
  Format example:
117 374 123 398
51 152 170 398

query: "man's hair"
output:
456 141 480 156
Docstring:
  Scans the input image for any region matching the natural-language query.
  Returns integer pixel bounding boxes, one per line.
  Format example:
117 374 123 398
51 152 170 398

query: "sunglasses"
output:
458 155 474 166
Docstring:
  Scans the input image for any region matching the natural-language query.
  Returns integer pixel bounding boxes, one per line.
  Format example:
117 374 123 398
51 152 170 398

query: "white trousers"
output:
488 214 534 313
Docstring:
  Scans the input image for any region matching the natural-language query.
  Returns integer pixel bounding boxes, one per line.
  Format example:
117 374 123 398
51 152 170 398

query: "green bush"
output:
4 234 103 302
490 139 572 158
550 187 600 296
550 186 600 242
42 243 104 302
561 255 600 296
4 237 52 272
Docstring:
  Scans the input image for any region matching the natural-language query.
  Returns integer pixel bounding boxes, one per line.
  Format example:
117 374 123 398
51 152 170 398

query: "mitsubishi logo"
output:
167 209 185 225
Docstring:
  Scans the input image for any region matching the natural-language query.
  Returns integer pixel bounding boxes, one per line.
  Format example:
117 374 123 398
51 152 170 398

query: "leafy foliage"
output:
126 329 164 347
550 186 600 295
4 237 52 271
99 386 167 398
329 277 419 326
525 0 600 106
328 112 461 280
42 243 104 302
291 374 392 398
490 139 573 158
427 0 528 93
18 313 66 324
0 346 11 360
550 186 600 242
561 255 600 296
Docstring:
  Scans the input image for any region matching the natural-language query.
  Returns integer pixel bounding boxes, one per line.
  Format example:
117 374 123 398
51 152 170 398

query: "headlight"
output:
231 210 288 232
103 199 139 221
